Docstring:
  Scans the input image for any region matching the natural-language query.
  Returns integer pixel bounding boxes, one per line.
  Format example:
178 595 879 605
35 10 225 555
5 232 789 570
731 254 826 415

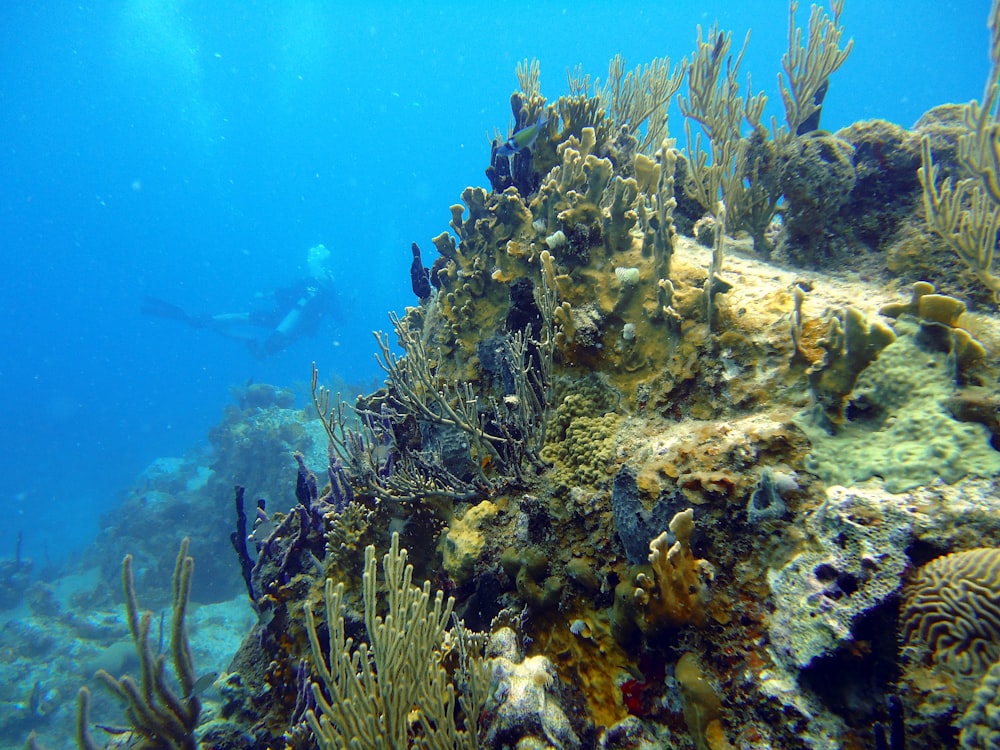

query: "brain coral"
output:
959 659 1000 749
902 547 1000 677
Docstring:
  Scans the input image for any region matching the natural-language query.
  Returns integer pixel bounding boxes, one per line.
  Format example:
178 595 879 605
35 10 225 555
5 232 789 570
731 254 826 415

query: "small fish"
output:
496 112 549 158
185 671 220 701
796 78 830 135
28 681 42 717
257 607 275 628
95 724 134 736
711 32 725 64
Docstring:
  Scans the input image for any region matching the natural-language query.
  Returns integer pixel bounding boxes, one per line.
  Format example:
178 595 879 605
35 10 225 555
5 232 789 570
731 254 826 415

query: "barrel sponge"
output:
902 547 1000 677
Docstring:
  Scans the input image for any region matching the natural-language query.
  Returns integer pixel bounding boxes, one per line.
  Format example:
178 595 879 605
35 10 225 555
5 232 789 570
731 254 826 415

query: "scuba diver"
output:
142 244 339 359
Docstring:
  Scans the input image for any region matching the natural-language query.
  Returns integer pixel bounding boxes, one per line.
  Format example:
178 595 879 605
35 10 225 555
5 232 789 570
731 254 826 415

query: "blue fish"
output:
496 112 549 158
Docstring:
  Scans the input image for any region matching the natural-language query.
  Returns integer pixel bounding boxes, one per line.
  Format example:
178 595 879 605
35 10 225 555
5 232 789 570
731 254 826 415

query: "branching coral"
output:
919 0 1000 301
920 132 1000 301
680 24 765 230
567 53 688 154
515 58 541 101
311 295 552 505
778 0 853 138
634 508 715 631
304 532 491 750
373 311 550 487
680 0 852 257
79 539 200 750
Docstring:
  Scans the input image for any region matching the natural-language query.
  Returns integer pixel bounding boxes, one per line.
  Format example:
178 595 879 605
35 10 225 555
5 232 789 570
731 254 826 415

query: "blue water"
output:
0 0 988 565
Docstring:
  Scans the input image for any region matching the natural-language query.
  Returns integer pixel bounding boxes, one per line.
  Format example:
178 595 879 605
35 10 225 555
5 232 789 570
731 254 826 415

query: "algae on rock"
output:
797 317 1000 492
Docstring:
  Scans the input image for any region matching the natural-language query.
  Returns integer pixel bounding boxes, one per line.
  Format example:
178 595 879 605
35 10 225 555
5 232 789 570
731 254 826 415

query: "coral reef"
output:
776 131 857 263
919 19 1000 304
43 3 1000 749
8 561 253 750
85 382 329 608
265 38 1000 740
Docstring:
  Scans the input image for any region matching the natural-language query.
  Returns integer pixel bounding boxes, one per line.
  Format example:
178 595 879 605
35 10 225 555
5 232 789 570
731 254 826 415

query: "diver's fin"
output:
141 296 192 323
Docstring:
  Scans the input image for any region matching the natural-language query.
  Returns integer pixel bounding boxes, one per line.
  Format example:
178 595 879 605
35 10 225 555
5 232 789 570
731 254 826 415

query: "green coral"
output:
541 384 621 487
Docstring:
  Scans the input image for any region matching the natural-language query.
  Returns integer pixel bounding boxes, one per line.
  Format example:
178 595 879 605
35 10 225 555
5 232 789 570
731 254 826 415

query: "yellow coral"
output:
440 500 499 582
806 306 896 424
541 412 621 487
918 0 1000 301
634 508 715 630
676 652 734 750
